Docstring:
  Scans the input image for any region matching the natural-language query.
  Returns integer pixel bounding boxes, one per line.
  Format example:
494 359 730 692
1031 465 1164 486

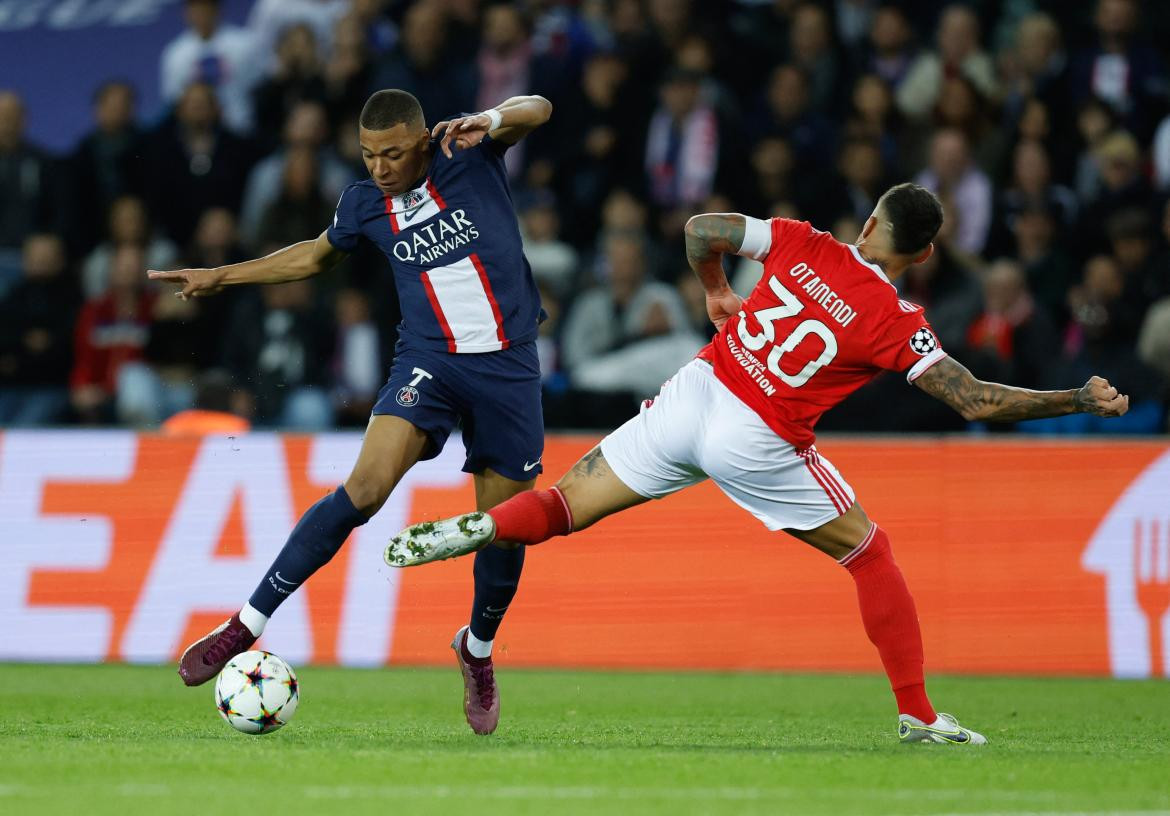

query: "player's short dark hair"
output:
360 89 424 131
877 183 943 255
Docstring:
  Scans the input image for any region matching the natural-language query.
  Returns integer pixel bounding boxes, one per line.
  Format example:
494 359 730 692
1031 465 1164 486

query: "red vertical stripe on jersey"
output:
469 252 509 349
420 271 457 353
383 194 401 234
426 178 447 210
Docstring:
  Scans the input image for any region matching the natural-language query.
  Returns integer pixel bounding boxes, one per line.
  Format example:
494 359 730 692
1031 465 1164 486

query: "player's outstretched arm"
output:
914 356 1130 422
684 213 748 329
148 230 346 300
431 95 552 157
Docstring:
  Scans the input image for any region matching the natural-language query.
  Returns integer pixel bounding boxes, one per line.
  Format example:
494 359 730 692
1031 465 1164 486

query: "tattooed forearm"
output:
684 213 746 294
914 356 1077 422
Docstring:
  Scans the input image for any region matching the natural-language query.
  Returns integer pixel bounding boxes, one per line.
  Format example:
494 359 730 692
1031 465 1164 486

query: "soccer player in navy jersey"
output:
150 89 552 734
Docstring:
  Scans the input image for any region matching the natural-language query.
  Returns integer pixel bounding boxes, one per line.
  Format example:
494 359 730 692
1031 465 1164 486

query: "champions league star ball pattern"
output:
214 651 300 734
909 327 938 356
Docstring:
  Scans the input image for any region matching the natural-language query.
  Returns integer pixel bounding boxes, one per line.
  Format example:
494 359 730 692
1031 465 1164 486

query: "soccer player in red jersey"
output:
386 183 1130 743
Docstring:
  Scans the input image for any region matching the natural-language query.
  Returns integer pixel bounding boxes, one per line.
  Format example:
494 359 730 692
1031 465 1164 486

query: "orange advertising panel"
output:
1 431 1167 678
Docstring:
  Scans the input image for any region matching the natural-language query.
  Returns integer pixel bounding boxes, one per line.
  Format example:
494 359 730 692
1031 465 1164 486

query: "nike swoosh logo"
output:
274 572 298 585
523 459 541 472
403 206 424 223
484 605 509 613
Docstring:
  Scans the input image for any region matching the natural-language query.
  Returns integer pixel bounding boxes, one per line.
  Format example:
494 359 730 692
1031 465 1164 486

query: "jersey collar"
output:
848 244 893 286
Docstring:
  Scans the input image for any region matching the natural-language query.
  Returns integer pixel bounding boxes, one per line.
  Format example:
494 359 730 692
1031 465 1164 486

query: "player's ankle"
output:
464 629 493 662
238 603 268 638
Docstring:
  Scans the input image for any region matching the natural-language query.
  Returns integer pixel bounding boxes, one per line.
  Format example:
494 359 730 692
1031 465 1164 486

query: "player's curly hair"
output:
877 183 943 255
360 89 424 131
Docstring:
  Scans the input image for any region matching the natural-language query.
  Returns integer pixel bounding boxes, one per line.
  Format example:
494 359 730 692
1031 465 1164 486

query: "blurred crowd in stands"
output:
1 0 1168 434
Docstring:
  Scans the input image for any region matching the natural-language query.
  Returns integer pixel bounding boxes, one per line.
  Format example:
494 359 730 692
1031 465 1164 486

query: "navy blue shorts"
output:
372 342 544 482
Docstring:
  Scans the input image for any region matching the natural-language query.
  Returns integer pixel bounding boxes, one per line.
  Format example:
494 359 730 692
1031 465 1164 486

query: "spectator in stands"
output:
1069 0 1167 141
1002 13 1068 123
255 147 334 251
1040 252 1165 433
862 4 917 90
519 192 578 300
836 138 887 224
897 4 997 120
0 234 76 426
70 244 157 425
82 195 178 299
251 23 328 145
930 74 1004 175
160 0 261 134
644 68 723 213
184 207 248 270
145 81 258 247
898 237 983 351
0 92 62 272
323 13 375 124
240 100 354 246
331 287 381 426
1078 129 1154 255
1105 207 1164 311
246 0 348 65
743 137 795 215
787 3 840 114
223 279 334 429
989 139 1078 255
370 1 476 121
1010 203 1076 325
560 231 690 376
962 258 1059 390
1072 97 1121 202
843 73 903 170
71 81 144 253
915 128 992 256
476 3 536 178
755 63 836 168
550 51 640 247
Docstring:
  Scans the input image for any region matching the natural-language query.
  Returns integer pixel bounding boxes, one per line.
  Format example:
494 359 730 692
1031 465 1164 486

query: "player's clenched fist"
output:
147 267 226 300
1075 375 1130 417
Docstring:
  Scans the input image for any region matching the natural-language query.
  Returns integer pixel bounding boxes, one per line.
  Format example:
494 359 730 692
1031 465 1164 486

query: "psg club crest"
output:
396 386 420 407
909 328 938 356
400 189 425 210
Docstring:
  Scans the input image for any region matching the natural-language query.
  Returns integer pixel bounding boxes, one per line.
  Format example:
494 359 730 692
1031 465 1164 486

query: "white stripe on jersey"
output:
426 255 504 353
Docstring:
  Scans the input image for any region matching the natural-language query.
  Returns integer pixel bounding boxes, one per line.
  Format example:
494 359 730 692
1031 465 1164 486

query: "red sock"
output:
841 524 936 723
488 487 573 545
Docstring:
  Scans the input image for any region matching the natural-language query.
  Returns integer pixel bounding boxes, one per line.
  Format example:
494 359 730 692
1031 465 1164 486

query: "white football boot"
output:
384 511 497 567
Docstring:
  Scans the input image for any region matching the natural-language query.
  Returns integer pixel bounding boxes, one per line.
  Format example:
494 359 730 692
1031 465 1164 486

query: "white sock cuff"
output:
466 629 493 659
239 603 268 638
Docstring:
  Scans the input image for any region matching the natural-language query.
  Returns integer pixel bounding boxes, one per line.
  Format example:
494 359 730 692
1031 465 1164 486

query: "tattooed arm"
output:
914 356 1130 422
684 213 749 329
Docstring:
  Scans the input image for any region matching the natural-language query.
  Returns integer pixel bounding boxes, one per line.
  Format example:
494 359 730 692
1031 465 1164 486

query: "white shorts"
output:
599 359 855 531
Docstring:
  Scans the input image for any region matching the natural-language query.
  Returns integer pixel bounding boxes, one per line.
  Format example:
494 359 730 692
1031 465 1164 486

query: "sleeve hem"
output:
906 348 948 383
738 216 773 261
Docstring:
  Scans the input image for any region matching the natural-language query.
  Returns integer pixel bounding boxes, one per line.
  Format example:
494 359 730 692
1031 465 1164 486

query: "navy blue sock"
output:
248 485 368 616
469 544 526 642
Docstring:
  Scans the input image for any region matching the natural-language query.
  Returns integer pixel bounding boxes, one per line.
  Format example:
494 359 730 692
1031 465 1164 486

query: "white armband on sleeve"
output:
737 216 772 261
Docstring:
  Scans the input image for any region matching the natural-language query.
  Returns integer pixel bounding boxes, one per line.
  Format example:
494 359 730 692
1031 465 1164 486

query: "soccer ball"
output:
214 650 299 735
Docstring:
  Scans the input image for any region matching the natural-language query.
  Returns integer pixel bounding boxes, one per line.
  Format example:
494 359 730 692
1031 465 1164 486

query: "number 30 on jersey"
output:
736 276 838 388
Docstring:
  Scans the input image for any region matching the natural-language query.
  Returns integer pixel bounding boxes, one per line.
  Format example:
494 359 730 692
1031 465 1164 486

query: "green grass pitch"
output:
1 664 1167 815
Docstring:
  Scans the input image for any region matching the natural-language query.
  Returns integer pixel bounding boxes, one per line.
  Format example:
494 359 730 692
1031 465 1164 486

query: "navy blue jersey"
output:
327 136 542 354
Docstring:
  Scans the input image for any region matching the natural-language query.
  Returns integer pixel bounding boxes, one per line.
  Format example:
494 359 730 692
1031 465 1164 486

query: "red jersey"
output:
698 217 947 449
